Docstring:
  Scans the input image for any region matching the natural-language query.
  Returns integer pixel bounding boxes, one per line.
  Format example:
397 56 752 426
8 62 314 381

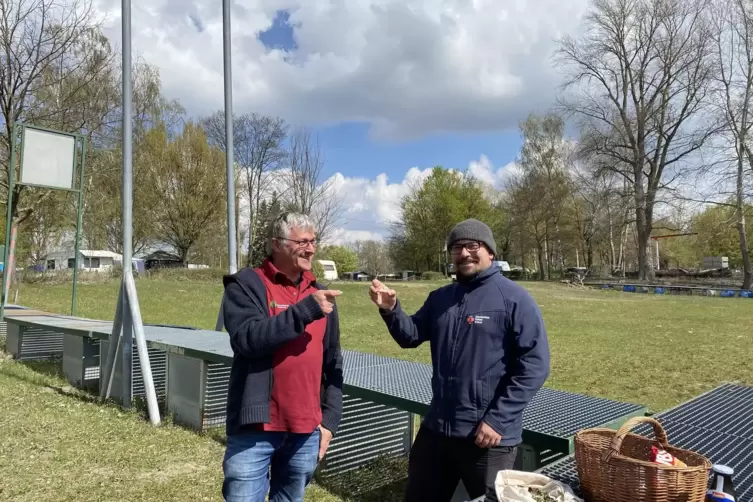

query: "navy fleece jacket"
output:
379 265 550 446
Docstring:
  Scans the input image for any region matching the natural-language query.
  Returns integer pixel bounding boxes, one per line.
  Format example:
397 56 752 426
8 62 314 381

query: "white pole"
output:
120 0 160 425
223 0 237 274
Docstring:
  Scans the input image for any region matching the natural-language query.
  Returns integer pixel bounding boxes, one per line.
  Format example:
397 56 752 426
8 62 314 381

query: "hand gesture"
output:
369 279 397 311
474 421 502 448
311 290 342 314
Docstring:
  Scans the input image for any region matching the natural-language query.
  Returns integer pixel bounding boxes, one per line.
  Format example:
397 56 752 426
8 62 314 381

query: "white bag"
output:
494 470 583 502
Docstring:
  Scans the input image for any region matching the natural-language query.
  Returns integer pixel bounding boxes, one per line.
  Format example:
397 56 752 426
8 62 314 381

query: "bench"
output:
1 310 646 483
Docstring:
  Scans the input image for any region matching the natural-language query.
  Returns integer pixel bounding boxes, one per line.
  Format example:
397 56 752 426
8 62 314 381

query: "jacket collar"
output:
455 263 499 287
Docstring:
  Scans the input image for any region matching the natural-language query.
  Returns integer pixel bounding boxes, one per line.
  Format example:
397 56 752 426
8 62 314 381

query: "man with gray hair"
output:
221 211 344 502
370 218 550 502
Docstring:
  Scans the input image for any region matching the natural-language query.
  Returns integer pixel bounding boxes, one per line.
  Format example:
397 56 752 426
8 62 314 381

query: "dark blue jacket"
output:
221 267 343 436
379 265 549 446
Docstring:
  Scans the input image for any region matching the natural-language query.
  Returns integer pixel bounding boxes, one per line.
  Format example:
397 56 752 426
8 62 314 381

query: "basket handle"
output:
601 416 669 463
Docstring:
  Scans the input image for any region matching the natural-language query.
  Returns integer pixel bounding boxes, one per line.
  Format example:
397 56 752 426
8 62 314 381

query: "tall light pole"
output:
100 0 160 426
223 0 237 275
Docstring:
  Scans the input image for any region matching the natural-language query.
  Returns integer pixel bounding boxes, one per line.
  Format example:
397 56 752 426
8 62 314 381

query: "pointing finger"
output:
322 290 343 297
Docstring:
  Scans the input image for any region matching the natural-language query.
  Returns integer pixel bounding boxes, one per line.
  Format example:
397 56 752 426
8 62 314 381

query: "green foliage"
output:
390 166 499 272
317 245 359 274
421 271 445 281
311 259 325 280
146 121 227 264
247 194 283 268
688 204 753 268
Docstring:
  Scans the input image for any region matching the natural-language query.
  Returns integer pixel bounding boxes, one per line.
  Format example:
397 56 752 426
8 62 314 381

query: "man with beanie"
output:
369 218 550 502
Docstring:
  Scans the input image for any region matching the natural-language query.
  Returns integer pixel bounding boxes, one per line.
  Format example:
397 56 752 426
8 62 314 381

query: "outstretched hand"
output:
311 289 342 314
369 279 397 311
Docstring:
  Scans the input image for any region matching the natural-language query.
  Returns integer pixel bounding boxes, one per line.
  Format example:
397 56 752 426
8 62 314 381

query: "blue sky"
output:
258 10 522 182
95 0 582 242
316 122 521 182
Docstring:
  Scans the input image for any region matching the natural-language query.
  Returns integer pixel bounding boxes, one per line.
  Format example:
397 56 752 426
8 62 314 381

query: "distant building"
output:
317 259 338 280
142 250 184 270
44 250 144 273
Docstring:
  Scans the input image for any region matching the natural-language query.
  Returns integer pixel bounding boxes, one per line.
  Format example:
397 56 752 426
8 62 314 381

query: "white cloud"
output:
91 0 588 139
231 155 513 245
326 155 514 244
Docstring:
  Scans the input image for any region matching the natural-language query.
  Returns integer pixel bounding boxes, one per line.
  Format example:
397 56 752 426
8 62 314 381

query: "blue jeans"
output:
222 428 320 502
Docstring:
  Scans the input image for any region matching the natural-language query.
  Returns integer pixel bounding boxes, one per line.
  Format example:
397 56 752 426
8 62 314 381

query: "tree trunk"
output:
537 243 546 280
736 155 752 289
607 206 617 272
636 206 654 281
619 224 628 276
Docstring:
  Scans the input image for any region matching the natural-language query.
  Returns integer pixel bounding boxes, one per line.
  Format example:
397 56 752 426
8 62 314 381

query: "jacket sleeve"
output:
320 305 344 435
223 281 324 358
482 293 550 436
379 293 434 348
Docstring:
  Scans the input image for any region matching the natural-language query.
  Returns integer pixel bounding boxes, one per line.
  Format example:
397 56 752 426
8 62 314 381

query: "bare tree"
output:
0 0 117 288
554 0 718 280
356 240 392 278
514 113 573 279
702 0 753 288
202 111 288 266
284 127 344 244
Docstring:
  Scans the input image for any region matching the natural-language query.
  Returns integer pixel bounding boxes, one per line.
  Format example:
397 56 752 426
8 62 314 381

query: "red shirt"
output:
252 258 326 433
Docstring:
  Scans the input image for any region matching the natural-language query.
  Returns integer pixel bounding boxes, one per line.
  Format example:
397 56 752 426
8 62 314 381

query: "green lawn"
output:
1 277 751 501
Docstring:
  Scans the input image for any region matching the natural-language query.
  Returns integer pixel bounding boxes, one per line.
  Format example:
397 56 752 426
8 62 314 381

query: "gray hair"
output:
266 211 316 255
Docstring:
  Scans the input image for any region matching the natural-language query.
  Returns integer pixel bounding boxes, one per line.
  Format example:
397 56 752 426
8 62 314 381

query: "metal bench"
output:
2 309 647 485
537 382 753 500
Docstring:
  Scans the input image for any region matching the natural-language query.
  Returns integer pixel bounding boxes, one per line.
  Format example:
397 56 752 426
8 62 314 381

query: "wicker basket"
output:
574 416 712 502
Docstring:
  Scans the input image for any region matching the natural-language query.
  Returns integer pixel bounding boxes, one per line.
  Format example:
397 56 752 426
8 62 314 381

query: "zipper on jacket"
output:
449 290 469 370
445 288 469 436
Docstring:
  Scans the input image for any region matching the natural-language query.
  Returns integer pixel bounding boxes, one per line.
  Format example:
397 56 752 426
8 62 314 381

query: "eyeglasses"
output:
277 237 317 248
449 241 481 254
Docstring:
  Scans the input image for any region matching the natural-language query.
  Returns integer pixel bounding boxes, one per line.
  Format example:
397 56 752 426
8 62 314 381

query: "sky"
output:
89 0 591 244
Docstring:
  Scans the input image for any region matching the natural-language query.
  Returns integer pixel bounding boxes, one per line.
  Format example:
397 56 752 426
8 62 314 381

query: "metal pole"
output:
120 0 160 425
71 136 87 316
1 124 17 321
223 0 237 274
122 0 133 273
125 273 160 425
101 281 124 399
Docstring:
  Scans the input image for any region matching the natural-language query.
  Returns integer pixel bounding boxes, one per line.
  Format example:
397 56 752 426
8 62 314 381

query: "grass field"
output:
1 276 751 501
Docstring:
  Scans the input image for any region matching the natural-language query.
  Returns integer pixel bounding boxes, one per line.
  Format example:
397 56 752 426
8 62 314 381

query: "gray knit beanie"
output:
446 218 496 256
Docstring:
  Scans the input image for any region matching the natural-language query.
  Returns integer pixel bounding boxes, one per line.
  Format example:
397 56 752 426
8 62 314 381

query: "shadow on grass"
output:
314 455 408 502
0 358 172 420
3 355 409 501
22 357 65 379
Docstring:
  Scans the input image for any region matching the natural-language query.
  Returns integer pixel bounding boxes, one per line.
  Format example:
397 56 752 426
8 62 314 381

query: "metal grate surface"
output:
651 383 753 440
132 346 167 398
538 384 753 500
203 362 231 429
319 394 412 477
344 358 644 441
342 350 410 371
20 327 63 360
345 360 434 406
523 387 644 439
84 339 101 382
538 423 753 499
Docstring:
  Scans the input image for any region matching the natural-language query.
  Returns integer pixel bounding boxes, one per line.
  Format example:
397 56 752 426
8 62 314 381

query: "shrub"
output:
311 260 325 280
143 267 227 282
422 271 445 281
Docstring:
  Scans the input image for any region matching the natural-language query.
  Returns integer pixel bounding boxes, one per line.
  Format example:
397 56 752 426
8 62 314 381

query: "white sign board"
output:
19 128 76 190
